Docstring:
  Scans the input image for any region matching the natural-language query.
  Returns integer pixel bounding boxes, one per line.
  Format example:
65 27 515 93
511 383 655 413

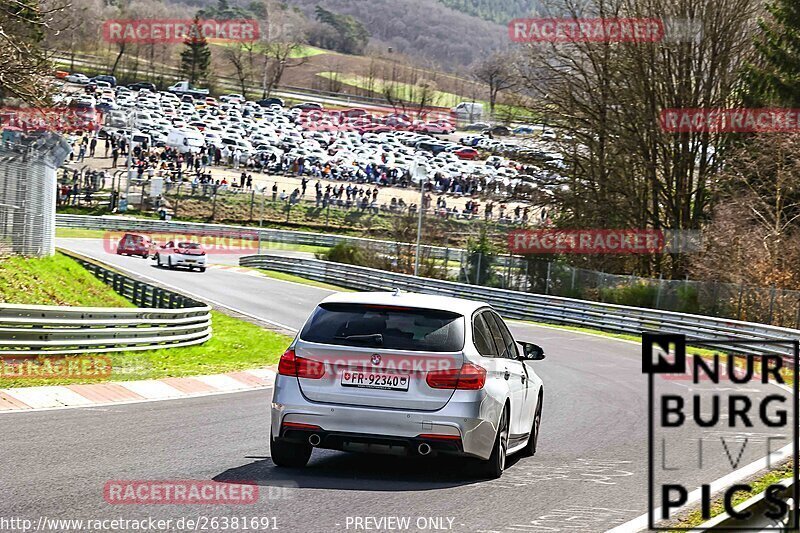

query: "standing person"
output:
272 182 278 202
301 177 308 197
104 137 110 157
111 145 119 168
89 136 97 157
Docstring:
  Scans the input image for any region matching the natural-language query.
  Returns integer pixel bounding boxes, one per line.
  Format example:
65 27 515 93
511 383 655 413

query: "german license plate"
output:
341 371 409 391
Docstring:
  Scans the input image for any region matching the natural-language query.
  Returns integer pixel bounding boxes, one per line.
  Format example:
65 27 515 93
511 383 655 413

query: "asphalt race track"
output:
0 238 788 533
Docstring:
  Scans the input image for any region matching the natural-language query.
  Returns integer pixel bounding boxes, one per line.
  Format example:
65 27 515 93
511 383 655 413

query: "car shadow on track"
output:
213 451 523 491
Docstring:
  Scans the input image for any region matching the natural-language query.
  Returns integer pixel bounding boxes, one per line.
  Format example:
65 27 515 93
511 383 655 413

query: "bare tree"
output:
256 0 309 98
0 0 69 103
517 0 762 276
473 51 517 114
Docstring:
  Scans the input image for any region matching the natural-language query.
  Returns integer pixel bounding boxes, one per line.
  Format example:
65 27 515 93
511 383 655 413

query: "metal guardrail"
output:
239 254 800 359
55 214 468 263
0 250 212 355
692 478 796 531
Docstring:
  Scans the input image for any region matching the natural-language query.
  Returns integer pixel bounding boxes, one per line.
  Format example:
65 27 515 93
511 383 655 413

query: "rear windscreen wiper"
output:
335 334 383 345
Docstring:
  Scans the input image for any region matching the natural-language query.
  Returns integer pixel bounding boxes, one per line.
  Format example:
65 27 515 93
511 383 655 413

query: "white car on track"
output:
270 291 545 478
153 241 207 272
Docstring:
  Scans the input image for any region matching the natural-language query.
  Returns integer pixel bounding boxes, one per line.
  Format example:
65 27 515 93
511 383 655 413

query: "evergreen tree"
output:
314 6 370 55
743 0 800 106
180 16 212 86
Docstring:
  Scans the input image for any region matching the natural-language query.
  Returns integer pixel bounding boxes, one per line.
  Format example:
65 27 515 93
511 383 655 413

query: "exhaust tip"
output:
417 442 432 456
308 434 321 446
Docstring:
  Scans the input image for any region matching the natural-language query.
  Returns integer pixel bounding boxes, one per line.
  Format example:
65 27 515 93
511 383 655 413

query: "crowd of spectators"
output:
59 131 536 224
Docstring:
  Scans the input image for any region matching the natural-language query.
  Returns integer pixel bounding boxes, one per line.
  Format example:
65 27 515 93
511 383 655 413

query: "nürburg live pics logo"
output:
643 333 798 530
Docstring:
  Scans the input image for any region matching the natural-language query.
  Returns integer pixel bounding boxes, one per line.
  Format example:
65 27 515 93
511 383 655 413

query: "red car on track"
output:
116 233 153 258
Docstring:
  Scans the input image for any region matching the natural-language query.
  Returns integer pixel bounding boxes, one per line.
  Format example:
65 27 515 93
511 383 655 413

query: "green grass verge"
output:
55 228 109 239
257 269 353 292
0 255 292 388
316 72 531 117
0 253 132 307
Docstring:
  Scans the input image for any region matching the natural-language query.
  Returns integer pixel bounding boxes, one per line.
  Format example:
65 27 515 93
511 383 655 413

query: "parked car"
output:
128 81 157 92
269 291 546 478
451 102 484 121
116 233 153 258
463 122 491 131
256 97 285 107
154 241 206 271
91 75 117 87
292 102 324 111
454 147 480 160
484 125 511 136
66 73 90 84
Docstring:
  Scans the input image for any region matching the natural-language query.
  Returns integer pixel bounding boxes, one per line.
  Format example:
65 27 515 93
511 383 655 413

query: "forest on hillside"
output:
282 0 508 69
437 0 543 24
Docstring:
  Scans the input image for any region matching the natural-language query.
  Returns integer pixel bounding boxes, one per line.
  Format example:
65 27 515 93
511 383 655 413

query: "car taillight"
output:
278 349 325 379
426 363 486 390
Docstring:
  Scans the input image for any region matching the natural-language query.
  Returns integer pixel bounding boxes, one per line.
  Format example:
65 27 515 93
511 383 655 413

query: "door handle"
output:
504 370 510 380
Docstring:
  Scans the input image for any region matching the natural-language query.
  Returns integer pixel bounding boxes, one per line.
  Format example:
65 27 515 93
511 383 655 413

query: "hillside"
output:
285 0 506 68
437 0 543 24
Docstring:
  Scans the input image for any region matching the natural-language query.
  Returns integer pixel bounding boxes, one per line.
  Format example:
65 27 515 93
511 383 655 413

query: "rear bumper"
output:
172 255 206 267
280 425 463 456
271 375 502 460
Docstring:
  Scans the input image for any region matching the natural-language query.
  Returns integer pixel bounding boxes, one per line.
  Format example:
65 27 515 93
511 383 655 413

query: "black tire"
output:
481 407 509 479
199 267 206 272
522 393 543 457
270 435 312 468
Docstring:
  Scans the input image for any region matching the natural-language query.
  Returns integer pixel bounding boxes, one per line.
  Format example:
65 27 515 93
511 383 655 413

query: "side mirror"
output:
518 341 545 361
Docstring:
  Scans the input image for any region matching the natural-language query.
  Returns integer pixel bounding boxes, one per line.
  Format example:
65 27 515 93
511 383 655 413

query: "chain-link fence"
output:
0 133 71 257
461 254 800 329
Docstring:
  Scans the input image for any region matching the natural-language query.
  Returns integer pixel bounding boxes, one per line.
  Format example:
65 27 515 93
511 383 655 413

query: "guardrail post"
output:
545 261 551 295
769 286 776 324
737 283 745 319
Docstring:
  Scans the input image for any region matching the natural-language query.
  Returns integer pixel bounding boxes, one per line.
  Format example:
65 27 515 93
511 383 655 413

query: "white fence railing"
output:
0 303 212 355
239 254 800 359
55 214 465 261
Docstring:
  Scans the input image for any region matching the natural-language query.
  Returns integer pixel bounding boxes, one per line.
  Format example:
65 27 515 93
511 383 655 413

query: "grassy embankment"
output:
0 253 291 387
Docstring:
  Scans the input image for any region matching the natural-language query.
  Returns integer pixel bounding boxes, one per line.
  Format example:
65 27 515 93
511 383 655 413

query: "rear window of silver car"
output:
300 303 465 352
